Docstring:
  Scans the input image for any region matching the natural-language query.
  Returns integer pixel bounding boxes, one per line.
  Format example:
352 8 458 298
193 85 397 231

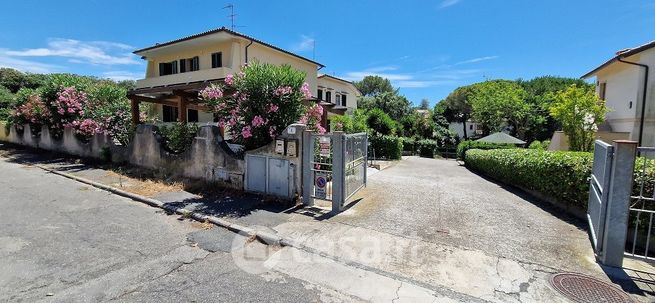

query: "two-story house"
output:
315 74 361 130
127 27 351 130
582 40 655 146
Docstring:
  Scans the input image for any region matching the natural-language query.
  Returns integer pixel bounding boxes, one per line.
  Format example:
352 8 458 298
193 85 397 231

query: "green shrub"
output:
466 149 592 208
366 108 396 136
401 137 416 154
465 149 655 210
456 140 516 160
158 122 199 154
417 139 437 158
529 140 544 150
370 135 402 160
541 140 551 150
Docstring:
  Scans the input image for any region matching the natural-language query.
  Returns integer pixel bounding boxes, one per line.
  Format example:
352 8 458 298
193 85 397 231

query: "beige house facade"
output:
316 74 361 130
582 40 655 146
128 27 352 127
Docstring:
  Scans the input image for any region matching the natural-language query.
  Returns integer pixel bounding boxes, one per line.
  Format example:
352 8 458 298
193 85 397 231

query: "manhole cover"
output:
549 272 634 303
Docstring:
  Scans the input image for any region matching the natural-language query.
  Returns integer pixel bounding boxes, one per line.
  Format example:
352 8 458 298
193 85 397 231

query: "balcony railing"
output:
135 67 234 89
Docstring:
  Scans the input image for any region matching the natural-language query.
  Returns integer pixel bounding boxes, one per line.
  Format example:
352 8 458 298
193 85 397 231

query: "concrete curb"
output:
33 163 290 248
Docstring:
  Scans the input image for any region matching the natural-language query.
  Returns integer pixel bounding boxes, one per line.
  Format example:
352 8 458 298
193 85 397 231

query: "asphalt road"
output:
0 158 349 303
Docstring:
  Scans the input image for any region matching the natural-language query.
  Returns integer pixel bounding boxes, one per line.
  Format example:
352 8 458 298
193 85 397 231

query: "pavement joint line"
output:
10 157 490 302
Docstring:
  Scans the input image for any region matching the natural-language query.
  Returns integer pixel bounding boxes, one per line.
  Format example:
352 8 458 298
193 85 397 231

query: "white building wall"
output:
449 121 480 139
593 48 655 145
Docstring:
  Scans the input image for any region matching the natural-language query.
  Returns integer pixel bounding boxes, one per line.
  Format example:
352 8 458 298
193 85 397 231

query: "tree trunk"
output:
462 114 468 140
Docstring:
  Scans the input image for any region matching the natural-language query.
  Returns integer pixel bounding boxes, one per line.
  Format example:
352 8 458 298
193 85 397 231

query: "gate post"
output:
601 140 638 267
332 132 345 212
302 130 314 206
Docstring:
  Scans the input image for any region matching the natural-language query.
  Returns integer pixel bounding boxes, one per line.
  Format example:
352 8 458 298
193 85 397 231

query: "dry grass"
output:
103 169 184 197
122 179 184 197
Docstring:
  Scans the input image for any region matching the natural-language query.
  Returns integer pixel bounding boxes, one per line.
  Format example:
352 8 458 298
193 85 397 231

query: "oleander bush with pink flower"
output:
200 62 313 150
9 74 141 144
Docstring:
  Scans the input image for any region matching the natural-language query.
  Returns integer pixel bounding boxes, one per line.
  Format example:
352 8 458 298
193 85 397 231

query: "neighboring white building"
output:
582 40 655 146
449 120 482 140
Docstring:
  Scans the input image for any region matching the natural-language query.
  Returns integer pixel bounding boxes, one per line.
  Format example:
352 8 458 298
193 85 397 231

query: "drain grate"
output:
549 272 634 303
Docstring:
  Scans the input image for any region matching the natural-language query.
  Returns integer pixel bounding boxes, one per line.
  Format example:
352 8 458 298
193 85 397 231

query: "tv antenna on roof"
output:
223 4 237 30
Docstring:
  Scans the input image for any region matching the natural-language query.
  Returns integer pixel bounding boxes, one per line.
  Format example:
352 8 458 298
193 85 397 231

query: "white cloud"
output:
340 66 475 89
341 71 412 82
0 51 61 73
396 80 456 88
291 35 315 52
454 56 499 65
5 38 139 65
439 0 461 8
102 71 142 81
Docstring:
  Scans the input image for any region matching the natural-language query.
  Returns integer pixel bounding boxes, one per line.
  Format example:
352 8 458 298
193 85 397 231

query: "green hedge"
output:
401 137 416 154
417 139 437 158
456 140 516 160
370 135 402 160
465 149 655 210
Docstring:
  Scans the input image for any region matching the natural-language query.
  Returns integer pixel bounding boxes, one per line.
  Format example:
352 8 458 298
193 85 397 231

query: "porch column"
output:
129 97 140 125
178 96 187 123
321 105 329 130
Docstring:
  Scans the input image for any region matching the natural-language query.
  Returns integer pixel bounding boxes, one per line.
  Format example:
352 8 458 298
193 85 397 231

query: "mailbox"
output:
286 140 297 157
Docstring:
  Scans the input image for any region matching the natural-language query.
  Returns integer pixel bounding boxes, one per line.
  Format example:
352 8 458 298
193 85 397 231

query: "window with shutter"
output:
162 105 179 122
211 52 222 68
179 59 187 73
191 57 199 71
341 94 347 106
317 89 323 100
159 61 178 76
326 91 331 102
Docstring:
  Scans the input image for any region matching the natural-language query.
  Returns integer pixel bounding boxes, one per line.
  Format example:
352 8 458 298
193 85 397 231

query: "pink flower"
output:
225 74 234 86
269 126 277 138
268 103 279 113
301 82 312 99
241 126 252 138
273 86 293 96
199 84 224 100
252 115 266 127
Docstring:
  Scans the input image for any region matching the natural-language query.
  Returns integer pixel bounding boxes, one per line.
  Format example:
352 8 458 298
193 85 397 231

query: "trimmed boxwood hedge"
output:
370 135 402 160
465 149 655 210
456 140 516 160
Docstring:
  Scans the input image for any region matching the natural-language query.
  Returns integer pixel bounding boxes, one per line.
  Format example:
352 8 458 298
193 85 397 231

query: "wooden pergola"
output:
126 81 217 125
127 80 347 128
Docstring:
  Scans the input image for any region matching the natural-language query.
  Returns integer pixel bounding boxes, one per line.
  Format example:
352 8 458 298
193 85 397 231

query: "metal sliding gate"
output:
302 131 367 213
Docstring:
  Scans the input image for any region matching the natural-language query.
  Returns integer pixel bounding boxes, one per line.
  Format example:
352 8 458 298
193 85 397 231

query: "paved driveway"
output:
340 156 596 274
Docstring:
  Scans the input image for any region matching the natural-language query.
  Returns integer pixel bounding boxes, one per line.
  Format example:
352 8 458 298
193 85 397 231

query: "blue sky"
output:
1 0 654 106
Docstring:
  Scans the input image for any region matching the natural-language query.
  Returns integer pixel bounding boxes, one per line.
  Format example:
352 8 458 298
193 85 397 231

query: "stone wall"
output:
0 122 113 160
0 122 246 189
128 124 244 189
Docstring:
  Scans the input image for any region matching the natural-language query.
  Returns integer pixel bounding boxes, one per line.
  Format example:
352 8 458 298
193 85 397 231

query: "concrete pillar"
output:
601 140 638 267
302 130 314 206
332 132 345 213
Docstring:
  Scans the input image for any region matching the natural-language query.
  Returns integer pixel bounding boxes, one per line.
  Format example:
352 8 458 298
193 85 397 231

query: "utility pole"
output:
223 4 236 30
